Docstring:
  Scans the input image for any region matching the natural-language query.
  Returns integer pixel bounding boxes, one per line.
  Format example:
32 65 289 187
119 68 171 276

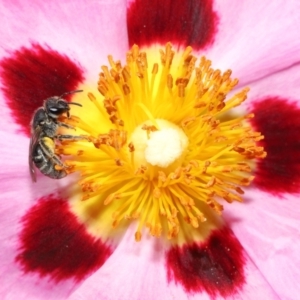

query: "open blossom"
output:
1 1 300 300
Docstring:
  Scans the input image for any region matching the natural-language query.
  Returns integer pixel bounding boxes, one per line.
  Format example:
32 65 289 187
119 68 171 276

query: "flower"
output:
0 0 300 299
60 43 265 244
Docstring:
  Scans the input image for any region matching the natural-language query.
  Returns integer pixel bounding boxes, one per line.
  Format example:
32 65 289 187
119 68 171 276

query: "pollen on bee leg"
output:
54 164 64 171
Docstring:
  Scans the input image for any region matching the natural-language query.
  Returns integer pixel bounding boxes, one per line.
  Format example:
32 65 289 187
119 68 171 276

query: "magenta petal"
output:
0 44 84 136
166 227 245 298
16 194 113 283
243 64 300 194
127 0 218 50
250 97 300 194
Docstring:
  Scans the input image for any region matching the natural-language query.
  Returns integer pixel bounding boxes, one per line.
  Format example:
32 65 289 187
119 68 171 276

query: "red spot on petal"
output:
16 194 112 282
127 0 218 50
0 44 84 136
166 228 245 297
251 97 300 194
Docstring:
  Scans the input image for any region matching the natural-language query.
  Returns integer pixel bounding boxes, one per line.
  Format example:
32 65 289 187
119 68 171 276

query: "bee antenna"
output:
69 102 82 107
60 89 83 98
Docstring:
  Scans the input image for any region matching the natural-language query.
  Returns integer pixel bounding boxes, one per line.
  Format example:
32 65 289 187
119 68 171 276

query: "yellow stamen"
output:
58 43 266 242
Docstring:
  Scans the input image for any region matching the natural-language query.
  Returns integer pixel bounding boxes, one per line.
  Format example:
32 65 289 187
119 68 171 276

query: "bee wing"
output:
29 126 42 182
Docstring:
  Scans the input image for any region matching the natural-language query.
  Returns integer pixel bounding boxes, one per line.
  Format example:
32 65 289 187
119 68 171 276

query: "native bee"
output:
29 90 83 182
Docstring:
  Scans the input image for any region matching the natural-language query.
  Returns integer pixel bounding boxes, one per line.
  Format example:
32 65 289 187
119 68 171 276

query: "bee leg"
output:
55 134 88 142
34 147 50 171
57 121 76 130
39 138 67 169
51 155 68 169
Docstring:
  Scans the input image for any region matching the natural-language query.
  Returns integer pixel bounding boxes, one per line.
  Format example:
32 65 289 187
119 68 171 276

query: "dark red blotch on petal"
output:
251 97 300 194
127 0 218 50
0 44 84 136
16 194 112 282
166 228 245 297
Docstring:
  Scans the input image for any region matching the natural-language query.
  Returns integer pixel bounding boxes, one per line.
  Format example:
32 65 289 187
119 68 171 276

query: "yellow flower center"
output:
59 43 266 242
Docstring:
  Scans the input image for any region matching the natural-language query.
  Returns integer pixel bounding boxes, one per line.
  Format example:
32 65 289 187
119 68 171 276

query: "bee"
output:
29 90 83 182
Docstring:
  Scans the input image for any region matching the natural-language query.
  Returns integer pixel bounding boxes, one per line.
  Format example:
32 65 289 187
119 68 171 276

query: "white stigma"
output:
145 128 188 167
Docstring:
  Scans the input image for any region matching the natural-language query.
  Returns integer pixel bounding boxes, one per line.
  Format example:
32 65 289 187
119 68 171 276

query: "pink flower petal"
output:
223 189 300 299
226 66 300 298
69 226 175 300
0 170 77 298
247 63 300 101
207 0 300 85
0 0 128 80
68 226 279 300
127 1 300 85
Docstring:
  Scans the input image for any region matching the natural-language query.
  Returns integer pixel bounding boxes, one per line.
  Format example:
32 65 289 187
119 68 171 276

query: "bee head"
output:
44 90 83 119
